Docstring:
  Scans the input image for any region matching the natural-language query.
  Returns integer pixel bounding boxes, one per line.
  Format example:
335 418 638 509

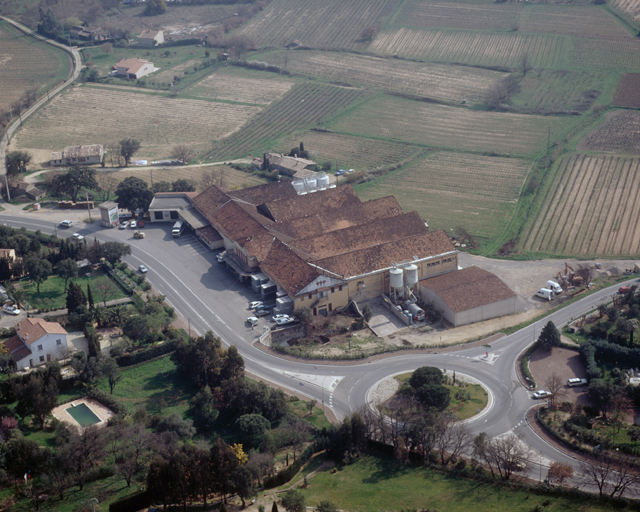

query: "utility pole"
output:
86 192 92 223
547 126 550 162
150 170 153 188
7 103 12 122
4 173 11 201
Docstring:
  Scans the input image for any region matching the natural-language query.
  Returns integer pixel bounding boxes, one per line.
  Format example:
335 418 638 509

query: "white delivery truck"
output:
407 303 426 322
535 288 554 300
546 280 562 294
172 220 185 238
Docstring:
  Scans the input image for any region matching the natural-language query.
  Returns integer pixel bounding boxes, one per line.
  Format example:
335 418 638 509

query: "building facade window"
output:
56 339 62 345
39 356 45 362
38 345 43 351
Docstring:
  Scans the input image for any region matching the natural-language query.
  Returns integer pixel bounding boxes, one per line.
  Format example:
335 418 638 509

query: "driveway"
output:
365 298 408 337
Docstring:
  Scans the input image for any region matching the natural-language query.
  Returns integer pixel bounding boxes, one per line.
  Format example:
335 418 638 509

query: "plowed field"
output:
392 2 630 38
236 0 400 49
578 110 640 154
369 29 564 68
611 0 640 26
329 96 572 157
0 21 72 105
188 66 295 105
252 51 503 105
277 131 422 170
10 86 262 160
355 152 531 240
521 154 640 256
564 37 640 71
612 73 640 108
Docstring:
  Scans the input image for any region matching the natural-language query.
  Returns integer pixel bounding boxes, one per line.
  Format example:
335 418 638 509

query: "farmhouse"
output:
115 58 155 79
50 144 104 167
69 26 110 41
419 266 517 327
10 181 45 201
137 29 164 46
188 181 458 316
3 318 69 371
254 152 317 179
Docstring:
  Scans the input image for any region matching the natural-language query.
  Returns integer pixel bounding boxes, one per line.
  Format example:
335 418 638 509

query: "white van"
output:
567 378 587 387
172 220 185 238
546 280 562 294
535 288 554 300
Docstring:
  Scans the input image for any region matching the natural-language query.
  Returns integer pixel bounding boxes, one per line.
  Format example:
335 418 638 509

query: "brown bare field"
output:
564 37 640 71
521 154 640 256
187 66 296 104
329 95 572 157
355 152 531 240
9 86 262 160
107 164 266 192
236 0 399 49
612 73 640 107
611 0 640 26
578 110 640 154
253 51 504 105
392 1 631 38
277 131 423 171
151 59 199 84
0 21 72 105
368 29 564 68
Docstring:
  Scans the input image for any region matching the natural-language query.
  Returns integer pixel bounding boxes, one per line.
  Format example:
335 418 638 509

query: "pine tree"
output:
537 320 561 351
87 284 94 310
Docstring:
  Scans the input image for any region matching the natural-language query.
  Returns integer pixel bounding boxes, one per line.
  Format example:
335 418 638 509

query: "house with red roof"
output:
3 318 69 371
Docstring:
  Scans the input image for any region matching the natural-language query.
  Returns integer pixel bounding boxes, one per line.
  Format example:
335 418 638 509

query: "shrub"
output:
115 340 177 367
86 387 129 417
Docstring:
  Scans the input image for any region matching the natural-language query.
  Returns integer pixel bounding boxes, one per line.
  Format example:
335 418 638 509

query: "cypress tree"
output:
271 501 279 512
66 281 87 314
87 283 94 310
299 141 304 152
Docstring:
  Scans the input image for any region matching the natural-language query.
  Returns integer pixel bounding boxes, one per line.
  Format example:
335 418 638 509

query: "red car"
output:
619 286 630 294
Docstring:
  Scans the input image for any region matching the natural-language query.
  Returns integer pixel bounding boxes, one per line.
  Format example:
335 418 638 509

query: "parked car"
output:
334 169 345 176
247 316 259 326
130 221 137 229
216 253 225 263
567 378 588 387
3 305 20 315
275 316 294 325
250 301 264 309
272 314 289 322
503 459 526 471
59 220 73 228
532 390 551 399
138 221 145 228
255 309 270 317
71 233 84 241
138 264 148 274
619 286 630 294
255 304 271 312
119 221 130 229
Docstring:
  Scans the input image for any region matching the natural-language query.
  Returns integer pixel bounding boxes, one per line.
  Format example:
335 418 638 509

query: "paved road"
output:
3 212 637 486
0 17 81 182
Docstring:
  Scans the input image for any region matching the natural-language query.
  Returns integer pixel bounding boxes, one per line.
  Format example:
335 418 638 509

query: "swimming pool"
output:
66 403 101 427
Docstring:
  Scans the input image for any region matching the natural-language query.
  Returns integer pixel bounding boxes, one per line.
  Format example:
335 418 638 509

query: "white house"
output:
50 144 104 166
138 29 164 46
3 318 69 370
115 58 155 79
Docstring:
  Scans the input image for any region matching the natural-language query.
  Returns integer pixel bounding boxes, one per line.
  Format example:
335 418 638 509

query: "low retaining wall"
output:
380 294 411 326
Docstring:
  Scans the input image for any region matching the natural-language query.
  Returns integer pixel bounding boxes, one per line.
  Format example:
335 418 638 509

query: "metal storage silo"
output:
317 173 330 188
404 264 418 289
292 180 305 194
390 268 404 299
305 177 317 190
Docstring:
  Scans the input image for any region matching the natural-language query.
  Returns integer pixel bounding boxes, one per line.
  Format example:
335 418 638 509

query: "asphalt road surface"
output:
5 213 638 487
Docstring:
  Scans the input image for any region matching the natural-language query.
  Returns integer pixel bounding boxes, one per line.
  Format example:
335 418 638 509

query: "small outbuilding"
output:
115 58 155 79
137 29 164 46
419 266 517 327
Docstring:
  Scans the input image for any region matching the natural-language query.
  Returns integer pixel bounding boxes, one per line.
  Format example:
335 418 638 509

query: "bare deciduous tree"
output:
96 172 118 201
576 264 594 286
473 433 532 480
434 413 473 466
360 26 379 41
579 455 638 498
94 275 119 306
200 168 227 191
521 53 533 77
487 75 521 109
172 144 195 165
545 373 568 409
101 42 114 54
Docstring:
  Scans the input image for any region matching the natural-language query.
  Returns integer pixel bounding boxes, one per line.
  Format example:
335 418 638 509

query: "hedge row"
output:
579 339 640 382
158 38 202 48
264 440 325 488
580 342 601 381
106 268 134 295
109 490 150 512
115 340 177 367
86 387 129 417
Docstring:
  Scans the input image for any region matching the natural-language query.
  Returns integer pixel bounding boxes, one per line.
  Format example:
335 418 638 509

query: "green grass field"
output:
329 95 573 157
96 355 196 415
21 271 127 311
355 151 531 245
299 453 618 512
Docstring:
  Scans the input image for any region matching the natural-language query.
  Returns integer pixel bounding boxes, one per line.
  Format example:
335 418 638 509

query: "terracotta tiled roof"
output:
12 345 32 363
139 29 160 40
227 181 297 205
208 201 268 242
273 196 402 240
0 248 15 259
243 233 276 262
419 266 516 313
196 225 223 242
16 318 67 345
289 211 427 261
192 186 231 218
116 58 151 74
257 185 360 223
62 144 103 158
316 230 455 279
266 152 316 174
3 335 31 363
260 240 319 296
